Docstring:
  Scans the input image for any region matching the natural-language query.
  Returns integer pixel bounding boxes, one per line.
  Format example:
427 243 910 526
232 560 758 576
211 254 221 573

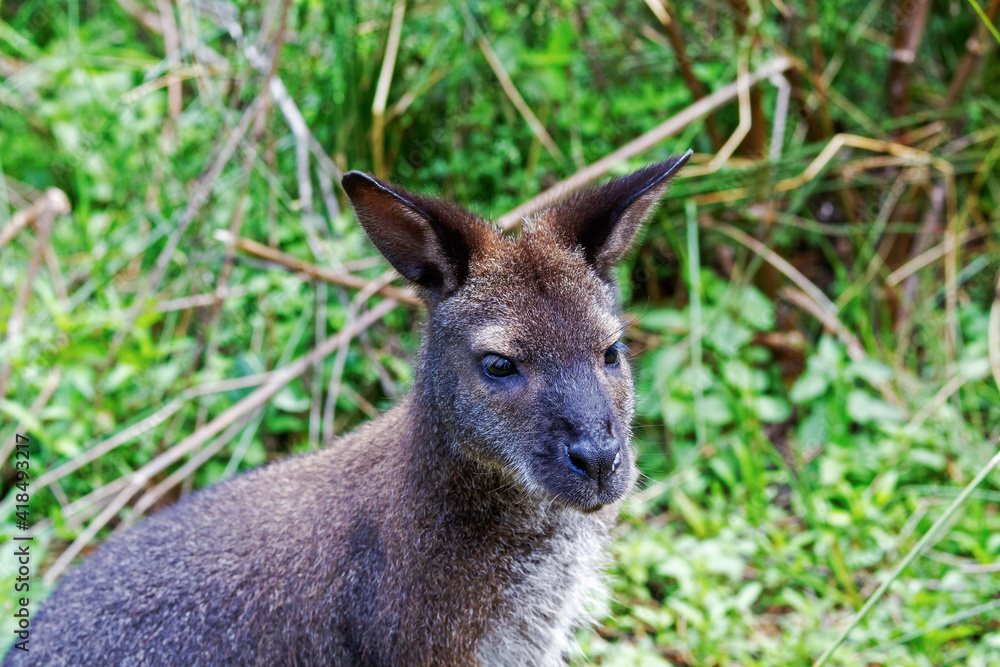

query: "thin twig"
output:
0 187 69 251
780 288 903 407
0 368 62 465
460 4 565 163
703 220 837 315
13 372 281 507
887 227 983 287
44 409 259 586
0 189 68 399
768 73 790 162
644 0 723 149
804 0 835 136
43 298 398 585
213 230 420 305
155 0 182 119
690 133 952 205
123 409 266 527
155 286 252 312
706 53 752 170
372 0 407 178
108 95 268 359
498 56 793 228
886 0 931 124
322 270 397 446
727 0 767 157
989 269 1000 395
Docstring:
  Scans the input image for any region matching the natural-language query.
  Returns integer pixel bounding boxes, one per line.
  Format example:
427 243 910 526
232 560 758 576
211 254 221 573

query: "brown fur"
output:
5 153 690 666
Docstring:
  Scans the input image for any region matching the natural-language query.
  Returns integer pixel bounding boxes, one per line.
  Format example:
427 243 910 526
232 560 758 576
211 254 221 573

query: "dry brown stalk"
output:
200 0 294 431
22 372 281 500
702 54 754 172
645 0 724 150
372 0 407 178
107 94 268 360
155 0 182 119
804 0 835 137
697 218 903 405
460 4 564 163
498 56 794 229
702 219 837 316
989 270 1000 395
945 0 1000 105
727 0 768 157
691 133 951 205
944 173 962 385
42 244 68 305
887 227 982 287
213 230 420 305
155 286 253 313
0 189 70 400
125 409 267 525
0 368 63 466
0 187 69 250
778 289 903 407
322 269 398 446
886 0 932 126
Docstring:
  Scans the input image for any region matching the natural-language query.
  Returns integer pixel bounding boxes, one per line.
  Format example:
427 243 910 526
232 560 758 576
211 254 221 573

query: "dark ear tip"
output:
657 149 693 177
342 170 377 194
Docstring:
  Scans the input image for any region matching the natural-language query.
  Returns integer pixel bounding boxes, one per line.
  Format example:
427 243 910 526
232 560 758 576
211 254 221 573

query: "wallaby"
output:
6 153 691 666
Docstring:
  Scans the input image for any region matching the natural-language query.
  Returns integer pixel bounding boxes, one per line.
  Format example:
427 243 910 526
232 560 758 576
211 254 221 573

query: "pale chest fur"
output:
476 514 611 666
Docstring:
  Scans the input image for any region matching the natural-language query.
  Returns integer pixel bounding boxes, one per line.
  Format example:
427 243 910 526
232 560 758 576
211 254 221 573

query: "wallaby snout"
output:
566 439 621 482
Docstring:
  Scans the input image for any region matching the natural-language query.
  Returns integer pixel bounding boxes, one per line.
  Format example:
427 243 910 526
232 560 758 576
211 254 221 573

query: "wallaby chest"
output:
476 507 613 667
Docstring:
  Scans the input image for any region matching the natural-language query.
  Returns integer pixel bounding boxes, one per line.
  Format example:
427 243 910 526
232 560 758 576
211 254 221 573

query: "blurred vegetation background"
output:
1 0 1000 664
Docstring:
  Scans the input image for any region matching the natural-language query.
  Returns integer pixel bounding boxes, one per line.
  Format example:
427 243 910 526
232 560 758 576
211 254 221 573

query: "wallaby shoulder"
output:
8 406 410 666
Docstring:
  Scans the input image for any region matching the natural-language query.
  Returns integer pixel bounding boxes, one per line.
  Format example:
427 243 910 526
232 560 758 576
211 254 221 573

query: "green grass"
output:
1 0 999 664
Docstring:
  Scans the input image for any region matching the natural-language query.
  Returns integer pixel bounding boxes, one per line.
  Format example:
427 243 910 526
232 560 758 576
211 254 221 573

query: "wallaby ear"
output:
342 171 493 298
535 151 692 277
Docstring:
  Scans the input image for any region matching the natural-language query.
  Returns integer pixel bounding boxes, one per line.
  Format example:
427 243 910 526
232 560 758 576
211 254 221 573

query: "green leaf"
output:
670 487 708 539
871 470 899 505
736 287 775 331
845 358 893 384
754 395 791 423
641 309 688 333
846 390 906 423
734 581 763 609
0 400 41 434
706 314 753 357
272 386 310 413
722 359 754 391
816 336 844 371
819 457 846 485
700 393 734 426
790 372 829 403
908 448 946 470
102 363 136 392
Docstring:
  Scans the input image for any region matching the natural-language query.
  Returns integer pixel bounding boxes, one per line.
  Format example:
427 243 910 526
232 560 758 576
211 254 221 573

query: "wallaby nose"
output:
566 441 622 482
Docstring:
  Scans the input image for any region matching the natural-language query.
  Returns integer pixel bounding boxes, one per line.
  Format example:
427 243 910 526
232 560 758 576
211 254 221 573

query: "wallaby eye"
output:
604 344 621 366
482 354 517 380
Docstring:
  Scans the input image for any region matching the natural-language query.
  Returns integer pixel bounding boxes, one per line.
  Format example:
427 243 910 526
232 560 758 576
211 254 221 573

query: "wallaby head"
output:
342 152 690 513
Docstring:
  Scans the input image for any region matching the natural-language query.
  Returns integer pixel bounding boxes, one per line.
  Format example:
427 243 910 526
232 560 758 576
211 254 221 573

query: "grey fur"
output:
5 155 689 666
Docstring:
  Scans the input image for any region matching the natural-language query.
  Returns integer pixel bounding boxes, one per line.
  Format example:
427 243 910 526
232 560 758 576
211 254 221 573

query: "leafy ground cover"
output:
1 0 999 664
